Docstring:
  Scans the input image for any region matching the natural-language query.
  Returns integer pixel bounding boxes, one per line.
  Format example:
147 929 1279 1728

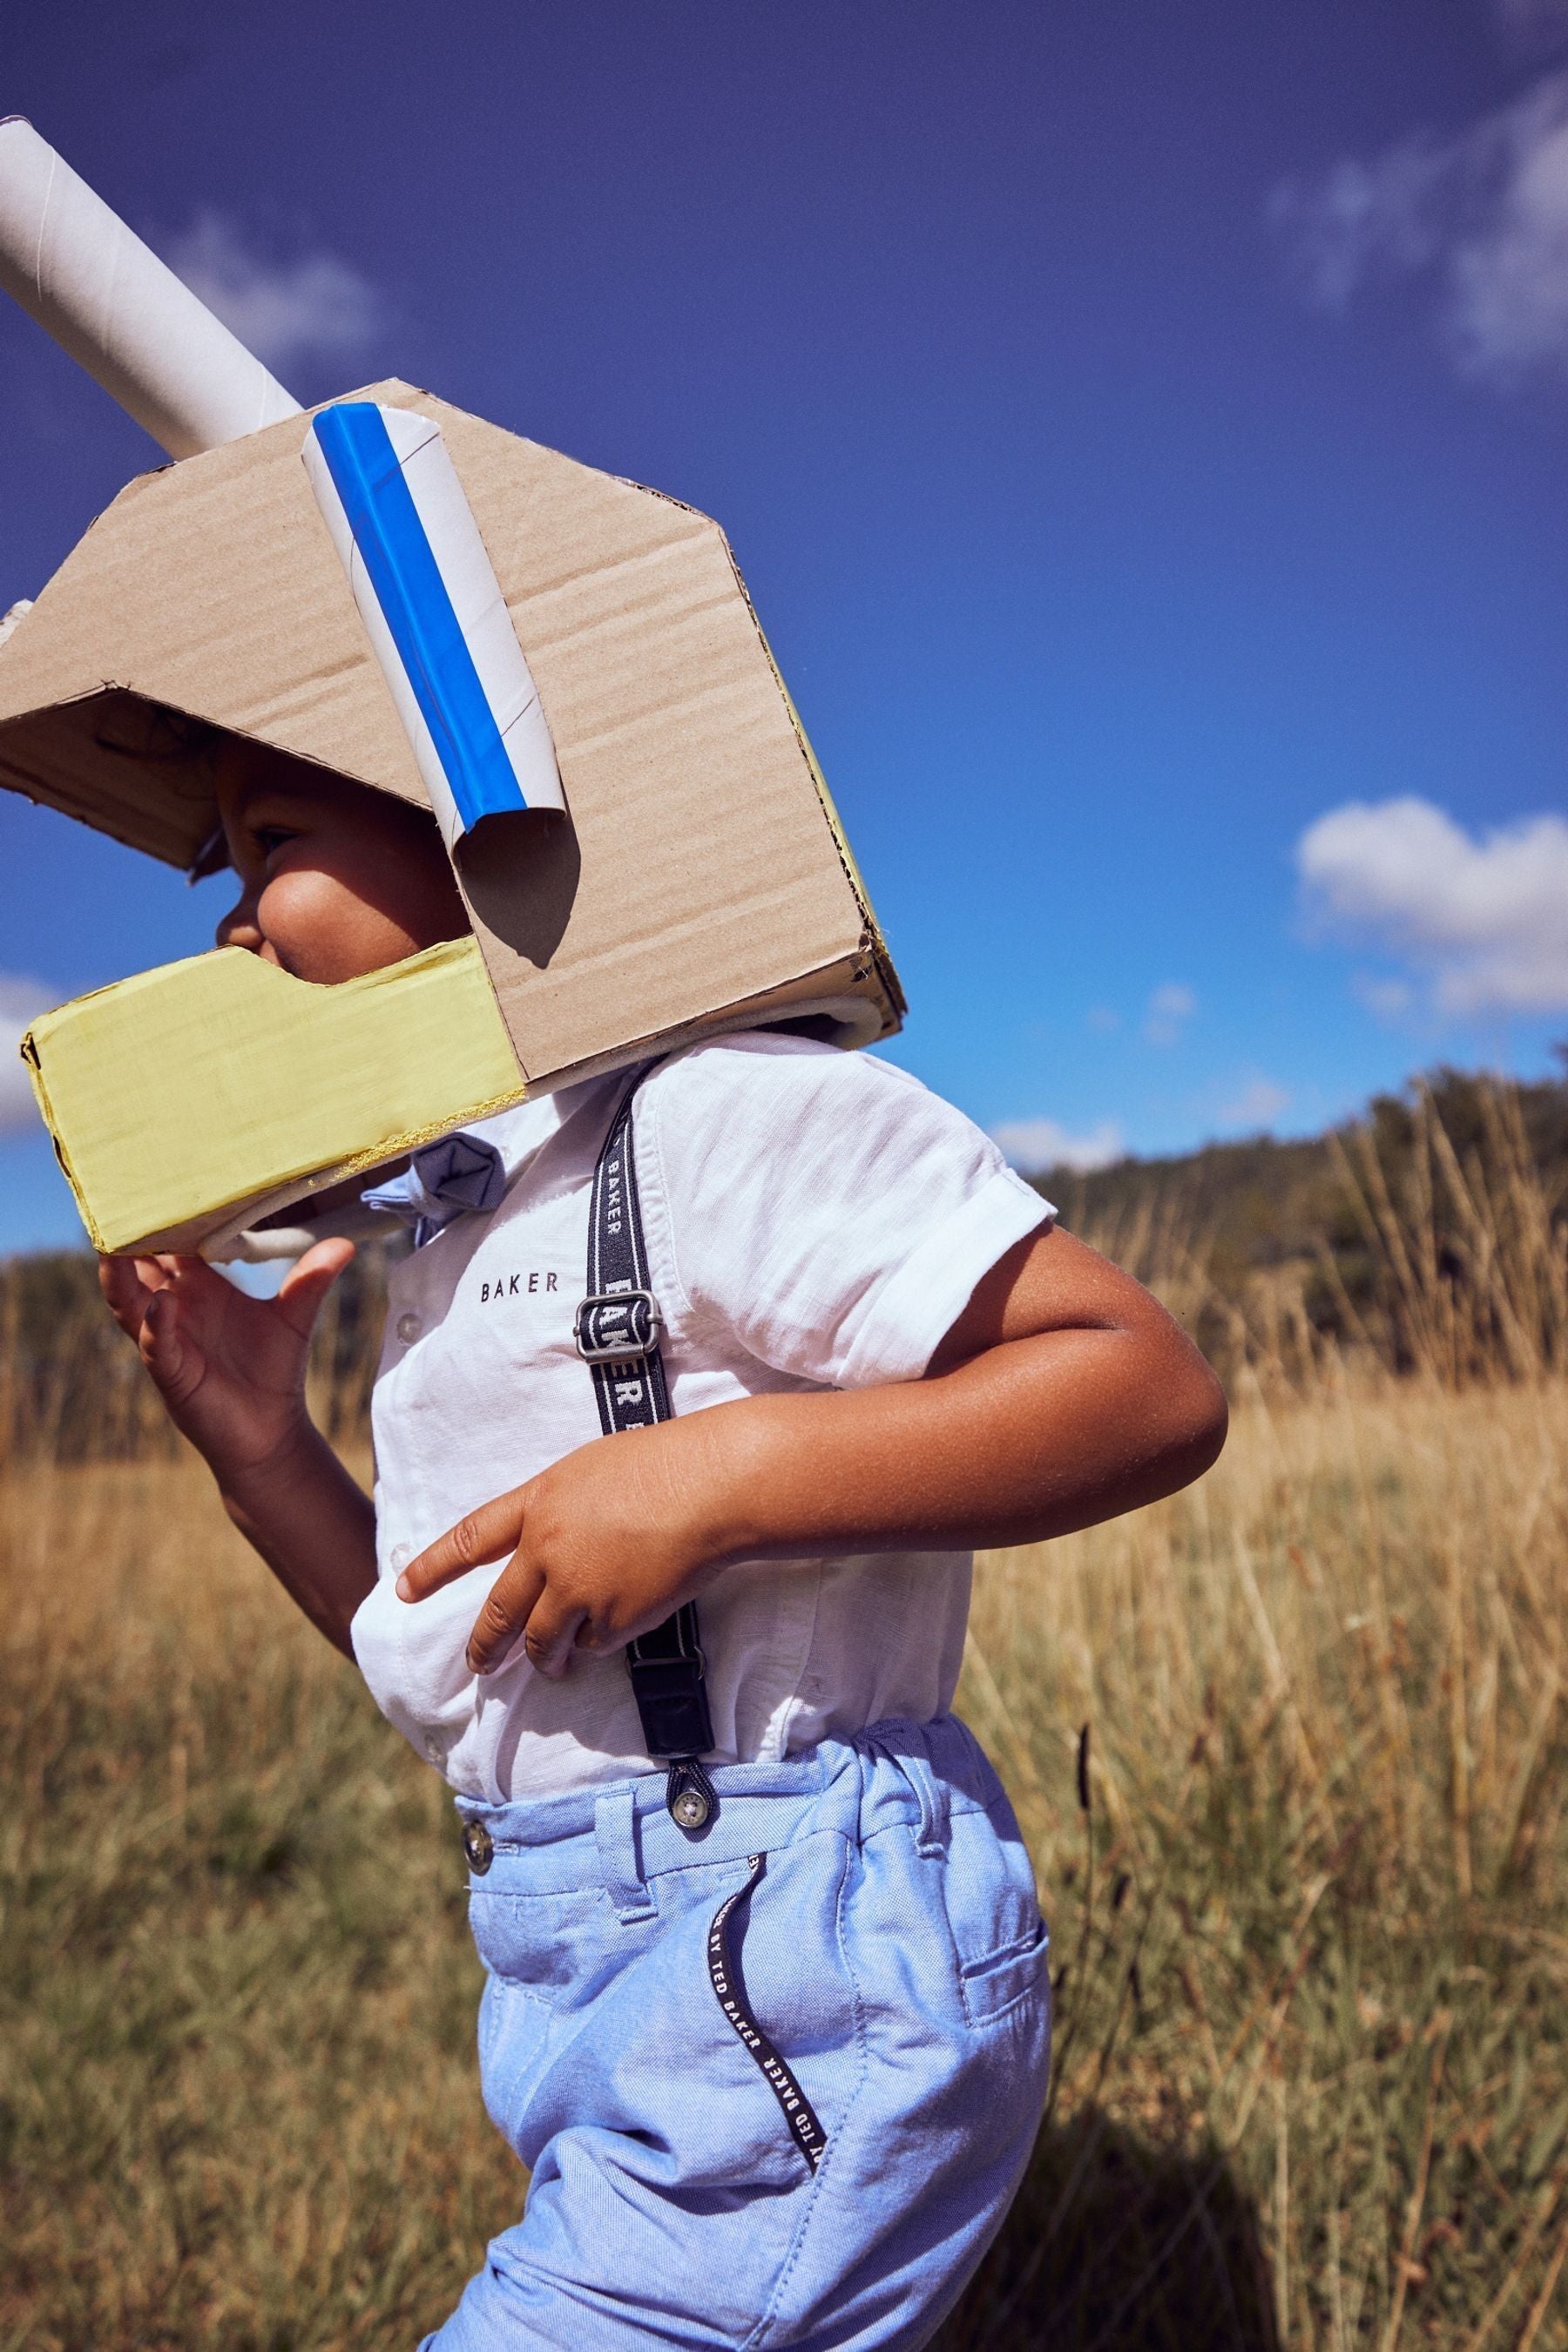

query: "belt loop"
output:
596 1786 656 1924
903 1732 951 1859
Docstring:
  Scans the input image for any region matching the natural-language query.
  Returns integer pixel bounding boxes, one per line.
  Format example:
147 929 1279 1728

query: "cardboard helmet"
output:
0 125 902 1257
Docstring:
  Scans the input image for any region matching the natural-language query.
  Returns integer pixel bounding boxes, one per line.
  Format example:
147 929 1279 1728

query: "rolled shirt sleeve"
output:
639 1036 1054 1389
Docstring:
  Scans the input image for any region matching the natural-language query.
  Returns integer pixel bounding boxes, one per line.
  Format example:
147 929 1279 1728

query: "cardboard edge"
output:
18 1025 110 1253
0 683 431 874
704 522 906 1023
102 1078 531 1259
524 947 899 1098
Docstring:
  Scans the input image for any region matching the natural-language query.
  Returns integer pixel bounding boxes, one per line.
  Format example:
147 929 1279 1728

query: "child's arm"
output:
400 1222 1227 1680
98 1246 376 1658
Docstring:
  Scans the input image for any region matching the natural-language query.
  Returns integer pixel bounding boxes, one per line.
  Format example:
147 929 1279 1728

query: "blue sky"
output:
3 1 1568 1250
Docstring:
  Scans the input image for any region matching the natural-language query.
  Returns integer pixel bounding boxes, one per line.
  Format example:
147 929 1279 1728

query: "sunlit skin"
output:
210 738 470 983
101 750 1228 1673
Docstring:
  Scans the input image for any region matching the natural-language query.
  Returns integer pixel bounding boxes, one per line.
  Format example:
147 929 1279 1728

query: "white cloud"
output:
161 211 388 375
990 1117 1124 1175
1085 1004 1120 1034
1271 140 1450 312
1354 973 1416 1024
1270 68 1568 383
1143 982 1196 1047
1219 1074 1291 1130
1297 795 1568 1013
0 975 54 1136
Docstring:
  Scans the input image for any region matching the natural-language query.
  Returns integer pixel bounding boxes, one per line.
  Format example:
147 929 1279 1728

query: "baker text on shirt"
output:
477 1270 561 1303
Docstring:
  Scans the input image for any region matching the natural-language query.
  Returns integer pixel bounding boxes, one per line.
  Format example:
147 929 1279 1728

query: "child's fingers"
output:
100 1256 201 1394
464 1557 552 1679
398 1490 527 1602
517 1590 589 1682
139 1281 193 1392
98 1253 156 1336
132 1260 226 1390
139 1255 251 1355
275 1237 355 1340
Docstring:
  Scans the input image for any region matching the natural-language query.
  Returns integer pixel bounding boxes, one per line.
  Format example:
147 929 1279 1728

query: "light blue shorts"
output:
422 1714 1051 2351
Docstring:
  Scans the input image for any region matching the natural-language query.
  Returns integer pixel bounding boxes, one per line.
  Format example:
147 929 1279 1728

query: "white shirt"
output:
351 1034 1052 1801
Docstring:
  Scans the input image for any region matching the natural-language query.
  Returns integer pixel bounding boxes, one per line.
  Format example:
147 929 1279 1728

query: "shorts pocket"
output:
936 1797 1049 2031
468 1881 636 2153
958 1918 1050 2026
475 1972 557 2145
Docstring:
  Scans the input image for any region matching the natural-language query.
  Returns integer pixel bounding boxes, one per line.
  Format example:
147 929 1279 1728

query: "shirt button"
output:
423 1733 444 1764
390 1544 411 1571
395 1311 422 1344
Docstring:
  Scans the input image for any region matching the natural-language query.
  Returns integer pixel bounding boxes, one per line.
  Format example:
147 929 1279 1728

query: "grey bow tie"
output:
362 1130 507 1247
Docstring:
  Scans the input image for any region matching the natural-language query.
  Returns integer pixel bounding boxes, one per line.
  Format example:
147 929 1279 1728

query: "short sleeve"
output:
639 1036 1054 1388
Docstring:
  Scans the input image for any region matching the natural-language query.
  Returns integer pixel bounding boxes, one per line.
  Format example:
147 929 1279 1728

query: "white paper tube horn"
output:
0 117 301 457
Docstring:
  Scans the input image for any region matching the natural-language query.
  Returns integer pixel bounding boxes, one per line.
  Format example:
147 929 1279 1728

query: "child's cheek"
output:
257 868 416 984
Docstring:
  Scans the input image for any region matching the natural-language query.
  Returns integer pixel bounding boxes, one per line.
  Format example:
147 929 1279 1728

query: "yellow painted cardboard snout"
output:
22 939 526 1257
1 380 902 1255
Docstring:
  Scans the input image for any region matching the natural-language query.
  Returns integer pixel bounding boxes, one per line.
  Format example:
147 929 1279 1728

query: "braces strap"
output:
583 1072 716 1823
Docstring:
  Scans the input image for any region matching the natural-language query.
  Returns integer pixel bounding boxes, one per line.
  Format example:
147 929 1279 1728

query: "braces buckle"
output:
574 1288 662 1365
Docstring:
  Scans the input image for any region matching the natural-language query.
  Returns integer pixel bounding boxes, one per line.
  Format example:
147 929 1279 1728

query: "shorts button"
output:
462 1821 494 1875
396 1312 422 1345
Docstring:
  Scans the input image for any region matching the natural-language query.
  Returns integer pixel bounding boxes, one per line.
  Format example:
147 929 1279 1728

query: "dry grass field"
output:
949 1367 1567 2352
1 1082 1565 2348
2 1370 1563 2350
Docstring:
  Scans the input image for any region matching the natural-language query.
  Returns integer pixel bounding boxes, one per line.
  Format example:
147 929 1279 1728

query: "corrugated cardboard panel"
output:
0 689 217 867
0 414 424 834
426 399 877 1077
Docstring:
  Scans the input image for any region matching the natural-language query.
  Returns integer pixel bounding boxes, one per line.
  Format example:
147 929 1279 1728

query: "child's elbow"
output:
1159 1350 1229 1492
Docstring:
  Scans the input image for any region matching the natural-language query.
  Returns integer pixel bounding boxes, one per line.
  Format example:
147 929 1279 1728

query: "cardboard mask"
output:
0 122 902 1258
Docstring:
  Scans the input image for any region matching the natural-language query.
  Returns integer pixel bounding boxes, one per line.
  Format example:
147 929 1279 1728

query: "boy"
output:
102 735 1227 2349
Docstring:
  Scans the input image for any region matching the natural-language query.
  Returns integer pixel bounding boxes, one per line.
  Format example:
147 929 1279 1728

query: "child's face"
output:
213 742 470 984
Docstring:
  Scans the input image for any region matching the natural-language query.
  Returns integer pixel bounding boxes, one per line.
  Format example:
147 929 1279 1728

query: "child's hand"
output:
99 1241 355 1482
399 1224 1233 1686
396 1419 733 1680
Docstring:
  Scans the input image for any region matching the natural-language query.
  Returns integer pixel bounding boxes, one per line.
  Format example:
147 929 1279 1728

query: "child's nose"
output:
214 891 264 953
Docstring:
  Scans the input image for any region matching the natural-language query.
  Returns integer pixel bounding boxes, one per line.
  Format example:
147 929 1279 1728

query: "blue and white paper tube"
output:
303 402 566 848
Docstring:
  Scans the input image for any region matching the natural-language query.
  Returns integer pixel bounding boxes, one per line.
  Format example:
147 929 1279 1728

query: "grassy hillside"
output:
1037 1063 1568 1385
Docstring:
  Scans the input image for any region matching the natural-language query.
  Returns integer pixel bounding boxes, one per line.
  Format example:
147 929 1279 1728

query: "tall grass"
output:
0 1449 517 2351
1 1077 1565 2347
947 1368 1567 2349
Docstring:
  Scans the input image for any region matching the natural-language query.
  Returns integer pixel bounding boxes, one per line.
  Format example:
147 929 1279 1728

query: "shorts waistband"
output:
455 1714 1003 1903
